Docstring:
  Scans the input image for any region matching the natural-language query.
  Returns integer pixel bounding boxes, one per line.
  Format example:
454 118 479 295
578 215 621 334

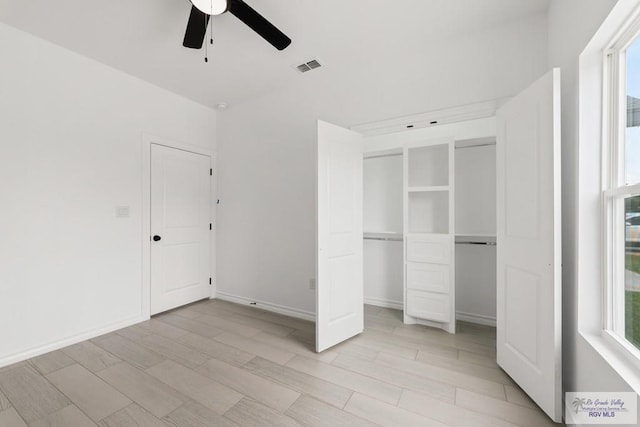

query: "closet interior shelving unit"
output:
360 115 497 334
403 139 455 332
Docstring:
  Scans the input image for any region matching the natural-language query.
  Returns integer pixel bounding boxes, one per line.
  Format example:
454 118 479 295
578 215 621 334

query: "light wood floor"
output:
0 300 563 426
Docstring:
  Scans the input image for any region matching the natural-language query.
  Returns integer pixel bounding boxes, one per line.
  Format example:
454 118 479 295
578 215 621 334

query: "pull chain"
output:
204 0 213 62
204 18 208 61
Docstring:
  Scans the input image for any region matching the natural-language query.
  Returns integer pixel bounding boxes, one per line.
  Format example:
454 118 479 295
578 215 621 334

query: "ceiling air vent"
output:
307 60 321 69
295 59 322 73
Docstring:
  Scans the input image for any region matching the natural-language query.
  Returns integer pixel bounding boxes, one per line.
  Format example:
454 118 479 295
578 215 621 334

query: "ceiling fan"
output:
183 0 292 51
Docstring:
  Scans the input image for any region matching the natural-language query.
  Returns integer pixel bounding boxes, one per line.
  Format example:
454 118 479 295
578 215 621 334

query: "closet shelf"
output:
407 185 449 192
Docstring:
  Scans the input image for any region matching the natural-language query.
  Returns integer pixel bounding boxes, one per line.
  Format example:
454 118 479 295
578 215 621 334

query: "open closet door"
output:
496 68 562 422
316 120 364 352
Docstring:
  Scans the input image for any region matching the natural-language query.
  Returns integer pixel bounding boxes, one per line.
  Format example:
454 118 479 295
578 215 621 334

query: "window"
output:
604 22 640 358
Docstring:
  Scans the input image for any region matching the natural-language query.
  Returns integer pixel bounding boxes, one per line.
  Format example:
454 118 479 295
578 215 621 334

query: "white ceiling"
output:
0 0 550 109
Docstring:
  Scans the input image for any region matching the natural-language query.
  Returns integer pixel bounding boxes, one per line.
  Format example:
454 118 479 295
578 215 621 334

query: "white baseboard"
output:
456 311 496 327
215 292 315 322
0 314 148 369
364 297 403 311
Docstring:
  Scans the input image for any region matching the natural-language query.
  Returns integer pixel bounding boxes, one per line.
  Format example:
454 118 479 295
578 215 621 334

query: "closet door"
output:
404 138 455 333
316 120 364 352
496 68 561 422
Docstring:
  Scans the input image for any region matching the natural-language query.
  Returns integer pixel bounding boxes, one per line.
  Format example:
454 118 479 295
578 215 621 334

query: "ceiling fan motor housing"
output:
191 0 228 15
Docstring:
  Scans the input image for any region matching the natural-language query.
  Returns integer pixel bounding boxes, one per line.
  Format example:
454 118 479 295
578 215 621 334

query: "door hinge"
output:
209 278 212 285
210 168 213 176
209 223 212 230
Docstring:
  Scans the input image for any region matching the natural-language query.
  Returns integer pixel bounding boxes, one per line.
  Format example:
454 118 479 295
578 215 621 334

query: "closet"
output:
319 69 562 420
362 119 497 333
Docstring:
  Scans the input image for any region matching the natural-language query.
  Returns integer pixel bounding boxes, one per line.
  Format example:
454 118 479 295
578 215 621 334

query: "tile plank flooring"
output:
0 301 563 426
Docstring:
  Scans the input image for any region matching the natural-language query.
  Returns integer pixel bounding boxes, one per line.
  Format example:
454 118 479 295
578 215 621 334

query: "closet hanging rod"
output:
363 236 404 242
455 142 496 150
455 241 497 246
364 152 403 160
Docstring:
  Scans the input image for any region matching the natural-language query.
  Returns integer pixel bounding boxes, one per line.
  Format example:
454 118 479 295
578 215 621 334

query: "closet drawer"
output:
406 262 450 294
406 234 451 264
406 290 449 322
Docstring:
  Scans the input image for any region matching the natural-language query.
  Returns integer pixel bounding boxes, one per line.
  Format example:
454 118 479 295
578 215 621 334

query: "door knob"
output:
152 235 162 242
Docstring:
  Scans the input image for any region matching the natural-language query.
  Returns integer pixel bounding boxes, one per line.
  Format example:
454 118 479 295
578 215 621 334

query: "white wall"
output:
0 23 216 366
363 240 404 308
363 155 403 307
455 145 496 236
363 156 403 234
216 13 548 315
547 0 640 417
455 245 496 324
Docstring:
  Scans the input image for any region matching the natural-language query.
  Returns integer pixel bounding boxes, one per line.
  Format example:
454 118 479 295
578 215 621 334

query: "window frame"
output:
602 15 640 367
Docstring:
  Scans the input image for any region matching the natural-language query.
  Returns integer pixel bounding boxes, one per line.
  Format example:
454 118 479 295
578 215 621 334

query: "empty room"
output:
1 0 640 426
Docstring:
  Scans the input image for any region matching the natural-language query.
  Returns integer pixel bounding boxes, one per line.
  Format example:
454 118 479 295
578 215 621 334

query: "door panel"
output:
151 144 211 315
496 68 562 422
316 120 363 352
505 266 540 365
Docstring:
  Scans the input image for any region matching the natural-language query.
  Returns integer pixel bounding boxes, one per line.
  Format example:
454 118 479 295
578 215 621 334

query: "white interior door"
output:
151 144 211 315
316 120 364 352
496 68 562 422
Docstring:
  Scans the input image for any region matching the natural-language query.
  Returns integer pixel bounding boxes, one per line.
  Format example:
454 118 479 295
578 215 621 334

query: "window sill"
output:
581 331 640 394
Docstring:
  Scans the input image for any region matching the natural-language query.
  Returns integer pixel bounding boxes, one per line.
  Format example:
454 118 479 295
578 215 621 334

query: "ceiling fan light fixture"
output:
183 0 292 51
191 0 228 16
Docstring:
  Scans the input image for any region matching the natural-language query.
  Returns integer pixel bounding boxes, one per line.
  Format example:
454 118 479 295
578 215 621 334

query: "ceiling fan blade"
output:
228 0 291 51
183 5 210 49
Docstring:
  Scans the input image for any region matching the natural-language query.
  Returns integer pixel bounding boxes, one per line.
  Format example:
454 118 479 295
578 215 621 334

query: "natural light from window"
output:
626 37 640 185
624 37 640 352
625 196 640 349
